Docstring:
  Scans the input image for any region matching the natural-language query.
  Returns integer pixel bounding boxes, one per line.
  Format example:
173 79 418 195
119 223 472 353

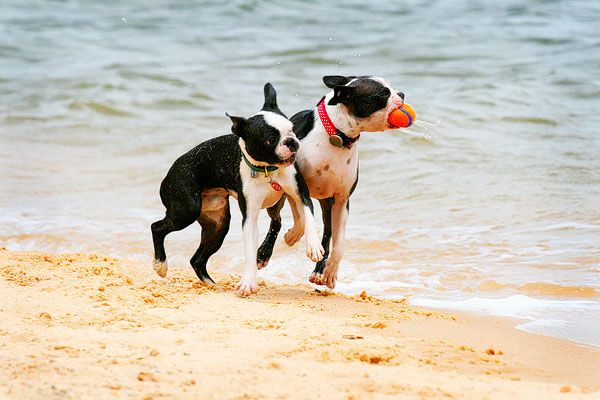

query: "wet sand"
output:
1 248 598 399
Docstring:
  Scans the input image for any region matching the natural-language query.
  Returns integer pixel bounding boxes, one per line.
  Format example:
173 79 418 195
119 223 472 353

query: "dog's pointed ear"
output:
261 82 288 118
323 75 356 89
328 85 355 106
226 112 247 138
262 82 278 111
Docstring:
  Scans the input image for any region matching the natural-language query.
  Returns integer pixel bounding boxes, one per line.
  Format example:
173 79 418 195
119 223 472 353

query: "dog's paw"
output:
309 272 325 285
236 277 259 297
152 259 168 278
284 226 303 246
256 244 272 270
306 240 324 263
322 262 338 289
200 276 218 287
193 279 222 290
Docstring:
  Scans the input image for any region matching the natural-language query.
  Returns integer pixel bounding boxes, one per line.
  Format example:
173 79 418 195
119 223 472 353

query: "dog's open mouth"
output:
280 152 296 166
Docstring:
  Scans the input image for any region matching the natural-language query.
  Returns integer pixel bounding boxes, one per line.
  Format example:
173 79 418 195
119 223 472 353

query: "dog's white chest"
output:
298 133 358 199
240 163 295 209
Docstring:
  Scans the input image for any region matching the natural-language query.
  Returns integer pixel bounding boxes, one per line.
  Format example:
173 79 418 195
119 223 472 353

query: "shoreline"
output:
408 299 600 350
1 248 599 399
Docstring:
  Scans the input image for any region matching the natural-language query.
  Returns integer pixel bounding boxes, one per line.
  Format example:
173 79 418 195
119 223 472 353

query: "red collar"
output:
316 97 360 149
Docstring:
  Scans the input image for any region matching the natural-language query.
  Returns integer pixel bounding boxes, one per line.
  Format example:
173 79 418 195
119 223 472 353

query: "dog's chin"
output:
278 152 296 167
388 121 401 130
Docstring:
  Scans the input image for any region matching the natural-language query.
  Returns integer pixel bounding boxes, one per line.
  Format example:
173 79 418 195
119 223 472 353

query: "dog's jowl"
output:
151 83 324 296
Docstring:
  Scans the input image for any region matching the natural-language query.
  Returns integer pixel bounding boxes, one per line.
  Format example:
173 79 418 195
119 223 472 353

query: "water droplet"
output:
329 37 332 41
122 17 128 22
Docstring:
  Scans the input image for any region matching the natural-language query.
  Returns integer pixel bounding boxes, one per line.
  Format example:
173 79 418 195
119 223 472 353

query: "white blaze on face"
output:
256 111 297 161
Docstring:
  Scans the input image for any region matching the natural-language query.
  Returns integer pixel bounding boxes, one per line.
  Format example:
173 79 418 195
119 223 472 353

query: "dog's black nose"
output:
284 137 299 152
397 91 405 100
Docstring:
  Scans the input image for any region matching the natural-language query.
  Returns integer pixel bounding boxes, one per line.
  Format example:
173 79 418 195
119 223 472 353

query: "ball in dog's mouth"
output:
388 104 416 129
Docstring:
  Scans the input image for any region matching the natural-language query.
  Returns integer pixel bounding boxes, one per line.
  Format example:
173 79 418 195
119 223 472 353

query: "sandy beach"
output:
1 248 598 399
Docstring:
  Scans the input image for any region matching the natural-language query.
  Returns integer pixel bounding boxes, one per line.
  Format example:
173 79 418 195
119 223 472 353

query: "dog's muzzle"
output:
279 137 299 165
284 137 299 153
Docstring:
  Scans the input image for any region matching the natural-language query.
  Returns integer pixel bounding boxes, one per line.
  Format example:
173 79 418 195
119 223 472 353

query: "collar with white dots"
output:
316 96 360 149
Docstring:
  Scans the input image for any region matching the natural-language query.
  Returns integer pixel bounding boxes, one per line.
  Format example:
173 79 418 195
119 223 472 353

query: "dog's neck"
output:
320 92 362 139
238 138 274 168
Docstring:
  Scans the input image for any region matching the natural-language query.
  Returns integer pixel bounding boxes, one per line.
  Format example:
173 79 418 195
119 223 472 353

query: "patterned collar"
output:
316 96 360 149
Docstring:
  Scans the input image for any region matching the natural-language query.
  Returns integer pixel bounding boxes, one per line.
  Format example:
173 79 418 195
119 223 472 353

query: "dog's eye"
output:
266 136 278 145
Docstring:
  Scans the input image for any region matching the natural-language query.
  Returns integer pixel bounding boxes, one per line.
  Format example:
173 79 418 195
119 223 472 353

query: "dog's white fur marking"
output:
294 77 404 289
256 111 294 136
236 136 323 296
297 109 359 200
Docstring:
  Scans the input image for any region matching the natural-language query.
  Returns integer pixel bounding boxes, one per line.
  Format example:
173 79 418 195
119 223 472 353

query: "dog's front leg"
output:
237 198 261 296
283 195 305 246
286 189 324 263
321 195 349 289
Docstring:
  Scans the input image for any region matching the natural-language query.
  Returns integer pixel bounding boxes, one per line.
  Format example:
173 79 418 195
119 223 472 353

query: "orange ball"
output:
388 103 416 128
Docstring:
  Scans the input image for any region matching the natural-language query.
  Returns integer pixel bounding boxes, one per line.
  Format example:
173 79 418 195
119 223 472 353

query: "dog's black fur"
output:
151 83 310 287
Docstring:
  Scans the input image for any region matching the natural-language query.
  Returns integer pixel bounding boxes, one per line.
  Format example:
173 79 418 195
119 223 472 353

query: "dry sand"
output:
1 248 598 399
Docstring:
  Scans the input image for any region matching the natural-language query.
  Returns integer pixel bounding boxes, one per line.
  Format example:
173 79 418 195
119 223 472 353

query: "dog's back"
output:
159 134 241 210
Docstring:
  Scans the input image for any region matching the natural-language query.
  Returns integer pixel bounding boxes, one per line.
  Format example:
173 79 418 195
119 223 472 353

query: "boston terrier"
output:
151 83 324 296
256 75 406 289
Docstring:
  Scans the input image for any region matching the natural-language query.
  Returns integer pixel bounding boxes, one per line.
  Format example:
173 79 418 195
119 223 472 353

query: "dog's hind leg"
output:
151 208 200 278
256 194 286 269
309 197 334 284
190 195 231 285
319 196 349 289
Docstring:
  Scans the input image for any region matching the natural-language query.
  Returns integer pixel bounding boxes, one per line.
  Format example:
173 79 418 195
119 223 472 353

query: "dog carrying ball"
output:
388 103 416 128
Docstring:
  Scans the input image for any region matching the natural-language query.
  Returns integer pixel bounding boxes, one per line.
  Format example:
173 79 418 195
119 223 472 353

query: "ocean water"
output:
1 0 599 346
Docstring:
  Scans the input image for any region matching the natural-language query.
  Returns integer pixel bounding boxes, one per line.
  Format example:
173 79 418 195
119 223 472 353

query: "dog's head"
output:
324 75 406 132
227 83 299 167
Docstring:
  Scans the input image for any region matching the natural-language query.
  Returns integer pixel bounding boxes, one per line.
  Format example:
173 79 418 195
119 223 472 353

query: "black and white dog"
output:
256 75 406 289
151 83 324 296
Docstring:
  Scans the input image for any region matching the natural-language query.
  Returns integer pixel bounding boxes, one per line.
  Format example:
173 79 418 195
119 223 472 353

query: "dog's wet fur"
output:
151 83 323 296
